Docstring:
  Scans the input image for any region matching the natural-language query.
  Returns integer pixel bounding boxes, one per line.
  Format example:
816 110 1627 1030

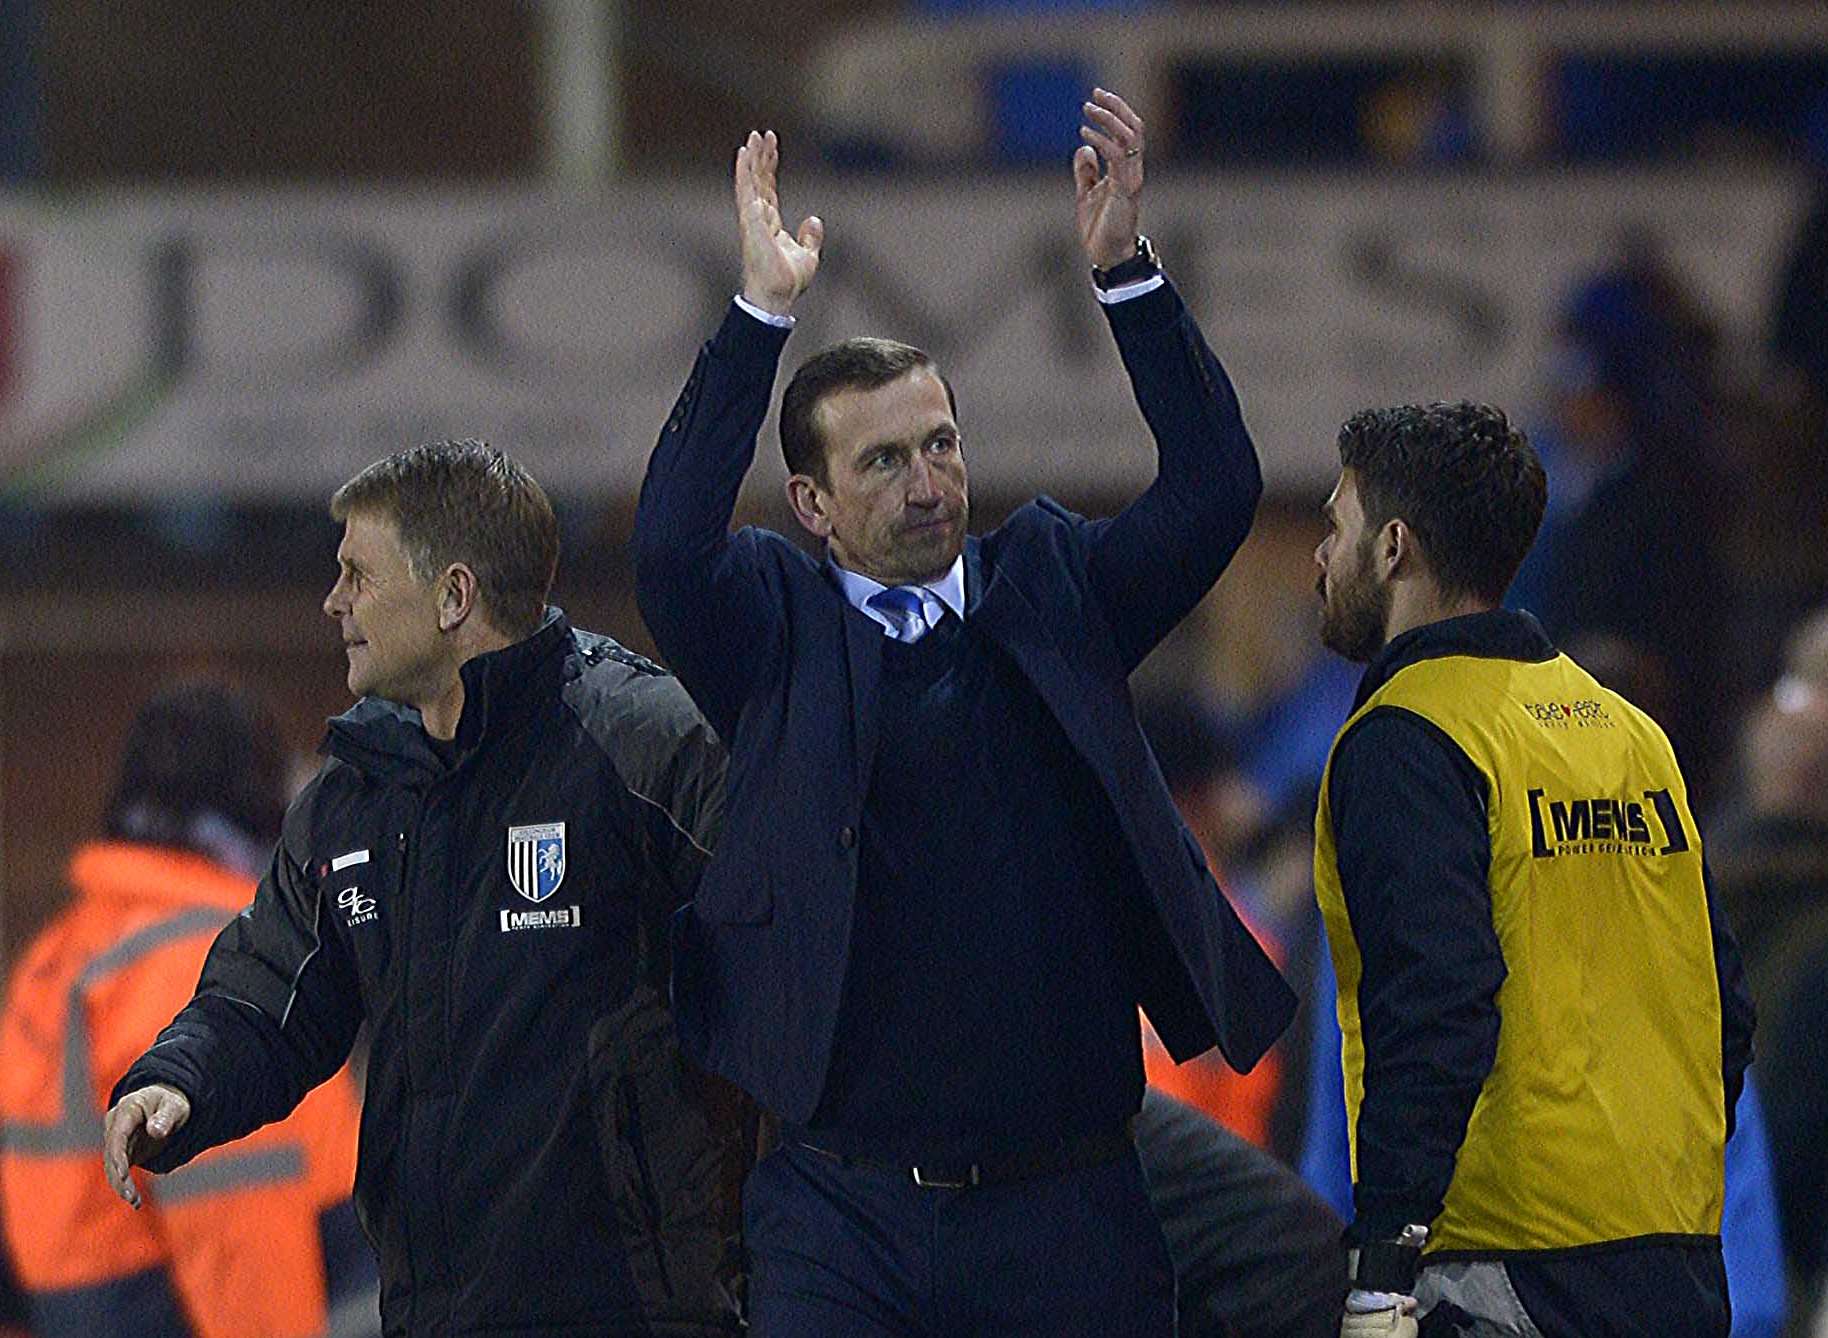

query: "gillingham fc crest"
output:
507 822 567 903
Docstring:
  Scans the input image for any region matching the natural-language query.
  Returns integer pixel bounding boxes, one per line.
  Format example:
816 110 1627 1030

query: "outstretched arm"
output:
1069 91 1263 672
105 821 364 1199
634 131 823 735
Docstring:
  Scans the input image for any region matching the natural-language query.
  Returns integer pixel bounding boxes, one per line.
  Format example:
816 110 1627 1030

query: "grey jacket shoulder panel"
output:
564 630 727 860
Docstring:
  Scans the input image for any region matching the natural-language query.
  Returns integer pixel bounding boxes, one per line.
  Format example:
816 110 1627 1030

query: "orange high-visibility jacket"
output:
0 842 366 1338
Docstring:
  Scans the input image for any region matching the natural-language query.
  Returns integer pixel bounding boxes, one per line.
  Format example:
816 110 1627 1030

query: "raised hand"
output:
102 1082 191 1209
1073 88 1145 271
736 129 823 317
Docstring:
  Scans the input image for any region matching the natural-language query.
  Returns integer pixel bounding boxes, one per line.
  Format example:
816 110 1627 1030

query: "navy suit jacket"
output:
635 281 1296 1123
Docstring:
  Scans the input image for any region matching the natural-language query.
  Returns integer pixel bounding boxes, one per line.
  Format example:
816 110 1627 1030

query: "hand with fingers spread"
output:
102 1082 191 1209
1074 87 1146 270
735 129 824 318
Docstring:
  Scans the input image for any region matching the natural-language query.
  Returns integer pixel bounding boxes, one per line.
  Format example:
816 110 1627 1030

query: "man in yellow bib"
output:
1310 402 1754 1337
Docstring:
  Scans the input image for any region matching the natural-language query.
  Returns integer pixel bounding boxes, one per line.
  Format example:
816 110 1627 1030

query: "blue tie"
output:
868 586 931 643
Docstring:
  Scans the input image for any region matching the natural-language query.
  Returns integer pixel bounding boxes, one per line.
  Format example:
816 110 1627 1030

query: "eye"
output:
927 432 959 455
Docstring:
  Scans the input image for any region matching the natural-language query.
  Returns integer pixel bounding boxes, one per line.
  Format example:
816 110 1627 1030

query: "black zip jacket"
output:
115 610 741 1337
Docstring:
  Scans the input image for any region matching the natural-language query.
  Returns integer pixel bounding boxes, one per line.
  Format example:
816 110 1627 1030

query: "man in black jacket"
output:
104 440 737 1337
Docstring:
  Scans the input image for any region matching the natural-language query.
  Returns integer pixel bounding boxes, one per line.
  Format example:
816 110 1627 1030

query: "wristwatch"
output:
1091 234 1160 290
1349 1223 1428 1294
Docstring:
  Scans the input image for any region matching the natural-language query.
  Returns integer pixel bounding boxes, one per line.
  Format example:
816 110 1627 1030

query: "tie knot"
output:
867 586 931 641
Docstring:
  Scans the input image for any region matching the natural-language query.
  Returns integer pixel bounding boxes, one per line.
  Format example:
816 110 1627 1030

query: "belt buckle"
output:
911 1164 979 1189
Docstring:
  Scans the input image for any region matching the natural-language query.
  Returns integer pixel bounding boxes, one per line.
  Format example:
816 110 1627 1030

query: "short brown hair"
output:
780 338 955 484
1337 402 1546 605
330 439 559 639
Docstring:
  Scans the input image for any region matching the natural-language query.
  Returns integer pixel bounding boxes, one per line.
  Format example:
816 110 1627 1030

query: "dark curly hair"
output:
1337 402 1546 605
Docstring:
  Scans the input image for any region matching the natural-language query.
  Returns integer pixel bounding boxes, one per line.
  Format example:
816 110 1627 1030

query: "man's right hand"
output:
735 129 822 317
1340 1293 1420 1337
102 1083 191 1209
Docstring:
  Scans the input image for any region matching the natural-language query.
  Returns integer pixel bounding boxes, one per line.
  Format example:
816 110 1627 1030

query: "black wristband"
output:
1352 1239 1422 1294
1091 234 1159 290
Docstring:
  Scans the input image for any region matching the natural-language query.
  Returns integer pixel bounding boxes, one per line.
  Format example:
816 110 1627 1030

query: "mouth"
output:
904 513 958 534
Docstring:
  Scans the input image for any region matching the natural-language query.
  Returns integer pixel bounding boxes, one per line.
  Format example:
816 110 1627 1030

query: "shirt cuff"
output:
1092 272 1167 305
733 294 796 328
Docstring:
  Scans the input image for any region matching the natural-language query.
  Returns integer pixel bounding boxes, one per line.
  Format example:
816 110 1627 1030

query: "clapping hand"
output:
735 130 823 317
1074 87 1146 270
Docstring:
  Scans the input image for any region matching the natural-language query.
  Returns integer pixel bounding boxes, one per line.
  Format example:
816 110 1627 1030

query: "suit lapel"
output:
839 590 884 792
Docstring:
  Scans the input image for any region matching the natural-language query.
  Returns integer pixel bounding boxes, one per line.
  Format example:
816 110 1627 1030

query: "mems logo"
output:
1528 787 1690 859
500 905 582 933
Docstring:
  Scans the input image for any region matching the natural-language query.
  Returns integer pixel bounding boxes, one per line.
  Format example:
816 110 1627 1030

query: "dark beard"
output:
1320 566 1390 663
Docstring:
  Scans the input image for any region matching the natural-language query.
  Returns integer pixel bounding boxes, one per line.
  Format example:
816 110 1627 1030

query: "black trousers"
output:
742 1142 1176 1337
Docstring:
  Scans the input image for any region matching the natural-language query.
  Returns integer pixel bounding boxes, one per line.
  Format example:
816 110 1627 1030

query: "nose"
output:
906 455 942 507
323 577 348 620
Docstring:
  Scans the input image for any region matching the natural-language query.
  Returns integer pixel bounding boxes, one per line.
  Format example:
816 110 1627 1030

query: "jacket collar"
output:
325 606 573 781
1352 608 1557 711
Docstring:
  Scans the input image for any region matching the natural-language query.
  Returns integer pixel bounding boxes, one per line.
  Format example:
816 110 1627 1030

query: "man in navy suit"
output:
635 89 1294 1336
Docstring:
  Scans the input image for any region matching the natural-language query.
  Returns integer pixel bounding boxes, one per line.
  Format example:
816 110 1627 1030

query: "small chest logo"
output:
1520 699 1613 728
507 822 567 903
337 885 379 927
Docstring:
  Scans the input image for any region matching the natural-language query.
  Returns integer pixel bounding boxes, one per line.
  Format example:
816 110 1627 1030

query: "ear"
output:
785 474 833 541
1381 518 1417 580
437 563 481 632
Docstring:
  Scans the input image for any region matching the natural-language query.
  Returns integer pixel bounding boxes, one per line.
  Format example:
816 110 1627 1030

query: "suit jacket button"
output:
839 825 856 850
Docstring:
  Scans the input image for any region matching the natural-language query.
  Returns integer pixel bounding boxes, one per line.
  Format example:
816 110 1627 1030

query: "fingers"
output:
102 1097 148 1209
1072 143 1100 196
101 1086 189 1210
1089 86 1142 137
1080 88 1144 170
796 214 825 257
146 1087 189 1140
753 129 777 206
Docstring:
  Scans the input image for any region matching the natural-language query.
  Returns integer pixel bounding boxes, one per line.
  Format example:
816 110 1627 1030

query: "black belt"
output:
788 1122 1134 1190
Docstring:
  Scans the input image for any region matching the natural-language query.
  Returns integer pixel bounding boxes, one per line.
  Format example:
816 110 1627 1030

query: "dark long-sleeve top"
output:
1329 611 1756 1244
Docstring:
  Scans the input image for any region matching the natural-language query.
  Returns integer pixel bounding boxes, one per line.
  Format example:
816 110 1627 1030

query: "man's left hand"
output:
1074 87 1145 270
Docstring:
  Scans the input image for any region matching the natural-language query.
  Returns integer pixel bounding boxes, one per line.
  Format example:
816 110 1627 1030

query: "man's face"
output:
1315 470 1391 663
322 509 449 703
801 368 969 585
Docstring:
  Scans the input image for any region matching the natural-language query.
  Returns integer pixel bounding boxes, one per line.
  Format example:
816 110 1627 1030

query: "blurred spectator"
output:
1518 241 1730 803
0 683 377 1338
1772 89 1828 408
1714 606 1828 1018
1714 606 1828 1309
1359 70 1474 165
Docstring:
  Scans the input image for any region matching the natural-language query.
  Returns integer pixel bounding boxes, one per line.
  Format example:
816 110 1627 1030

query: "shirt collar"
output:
1352 608 1558 710
830 553 967 631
